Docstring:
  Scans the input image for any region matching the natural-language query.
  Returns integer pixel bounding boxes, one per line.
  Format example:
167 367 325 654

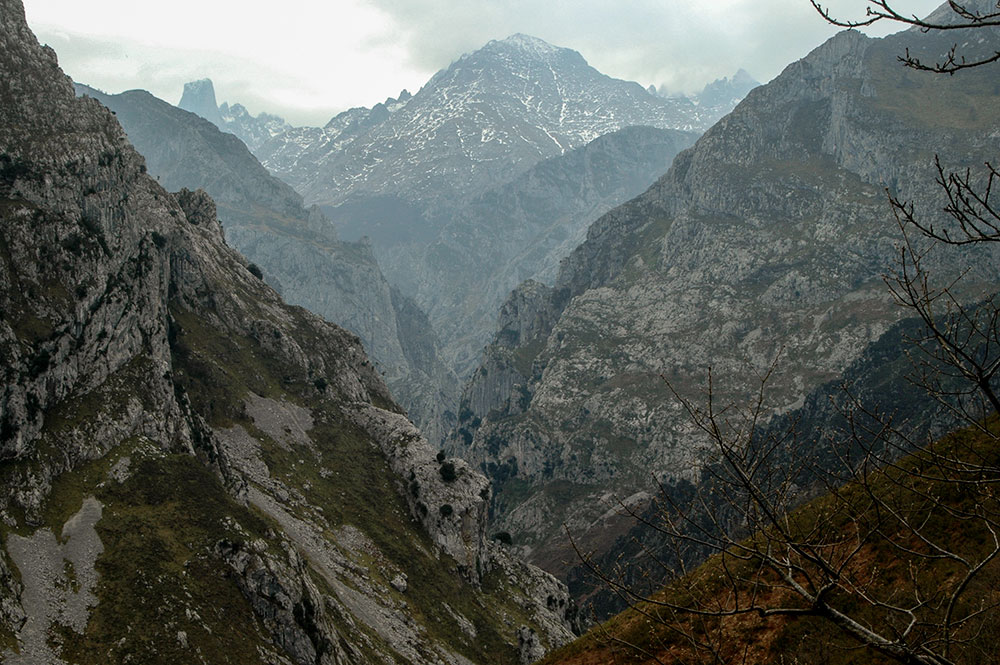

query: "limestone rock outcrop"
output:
75 83 460 445
0 3 577 661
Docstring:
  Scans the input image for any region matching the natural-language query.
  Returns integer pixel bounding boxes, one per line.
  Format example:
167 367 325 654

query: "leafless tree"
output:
568 4 1000 664
810 0 1000 72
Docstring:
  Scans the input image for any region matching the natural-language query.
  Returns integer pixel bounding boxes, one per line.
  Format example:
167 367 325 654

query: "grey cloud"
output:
34 0 945 127
370 0 943 93
33 29 341 125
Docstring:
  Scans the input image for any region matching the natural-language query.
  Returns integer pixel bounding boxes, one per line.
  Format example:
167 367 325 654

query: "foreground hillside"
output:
452 14 1000 585
0 1 577 662
541 419 1000 665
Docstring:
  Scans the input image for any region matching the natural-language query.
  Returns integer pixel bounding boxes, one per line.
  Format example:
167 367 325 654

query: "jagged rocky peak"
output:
654 68 760 106
384 89 412 110
178 79 291 154
318 90 412 133
730 67 756 85
219 101 289 130
178 77 223 127
697 68 759 106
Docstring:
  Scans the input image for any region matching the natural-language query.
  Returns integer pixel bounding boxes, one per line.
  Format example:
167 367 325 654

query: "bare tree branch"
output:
810 1 1000 72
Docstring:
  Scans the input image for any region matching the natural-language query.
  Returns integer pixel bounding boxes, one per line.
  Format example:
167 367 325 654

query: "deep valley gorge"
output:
3 0 1000 663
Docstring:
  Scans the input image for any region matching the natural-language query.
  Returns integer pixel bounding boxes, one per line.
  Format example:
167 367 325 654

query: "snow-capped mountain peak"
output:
248 34 755 224
489 33 566 58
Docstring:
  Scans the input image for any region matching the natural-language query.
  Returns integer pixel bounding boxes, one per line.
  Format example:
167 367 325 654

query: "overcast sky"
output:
23 0 943 126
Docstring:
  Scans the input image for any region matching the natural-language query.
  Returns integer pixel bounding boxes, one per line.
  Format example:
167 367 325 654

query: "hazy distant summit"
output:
180 35 757 209
256 32 728 217
178 78 223 127
696 68 759 107
218 101 291 153
481 32 572 59
178 78 291 152
178 36 757 179
652 68 760 110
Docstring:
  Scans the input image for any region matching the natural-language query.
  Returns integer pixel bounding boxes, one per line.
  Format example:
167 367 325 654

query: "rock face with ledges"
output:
75 83 459 444
0 2 579 661
451 22 1000 579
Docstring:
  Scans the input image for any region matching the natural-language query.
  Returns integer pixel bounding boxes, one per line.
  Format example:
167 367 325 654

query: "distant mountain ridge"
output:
218 101 291 154
254 33 737 224
688 68 760 108
171 35 717 406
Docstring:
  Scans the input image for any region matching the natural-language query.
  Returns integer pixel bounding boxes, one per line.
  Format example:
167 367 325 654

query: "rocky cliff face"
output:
0 3 578 662
74 83 459 445
568 307 973 616
453 23 1000 578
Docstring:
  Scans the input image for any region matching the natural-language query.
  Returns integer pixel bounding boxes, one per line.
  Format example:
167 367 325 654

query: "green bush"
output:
439 461 457 483
493 531 513 545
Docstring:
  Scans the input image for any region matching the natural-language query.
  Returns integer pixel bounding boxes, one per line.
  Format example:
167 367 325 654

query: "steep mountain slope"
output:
0 3 577 662
451 22 1000 579
76 83 314 233
567 310 972 616
74 83 458 443
542 418 1000 665
386 125 699 378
